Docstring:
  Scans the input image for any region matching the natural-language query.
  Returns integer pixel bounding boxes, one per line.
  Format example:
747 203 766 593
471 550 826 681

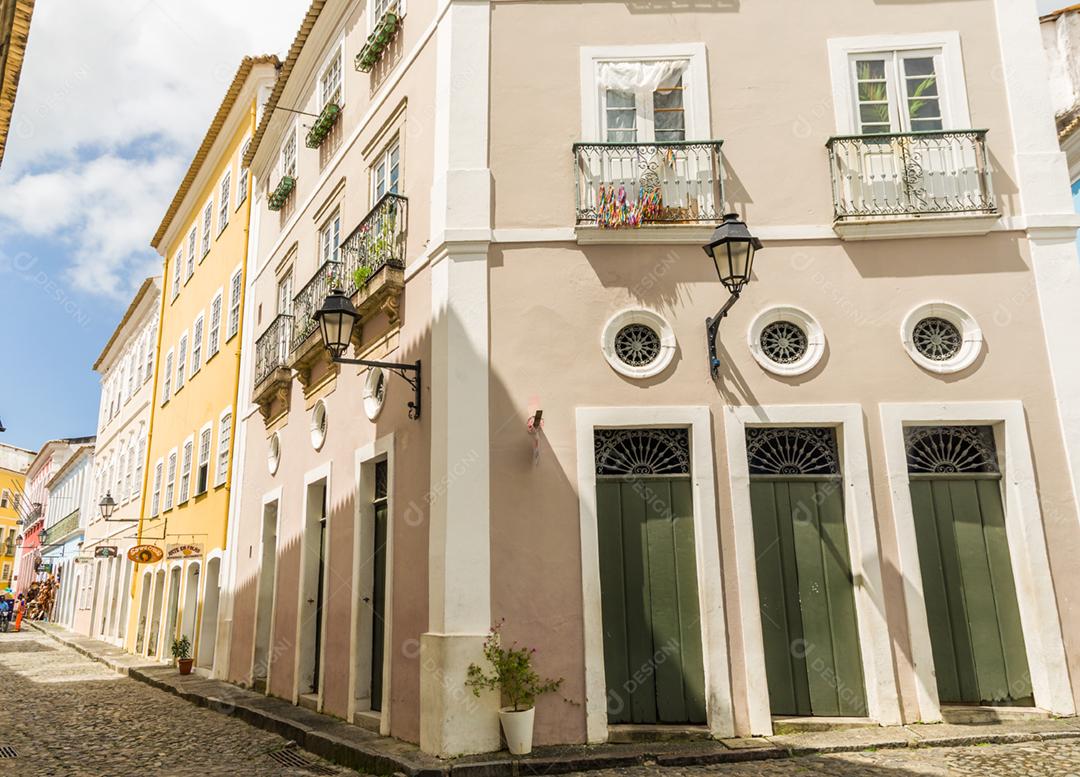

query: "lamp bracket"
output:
331 357 422 420
706 290 741 379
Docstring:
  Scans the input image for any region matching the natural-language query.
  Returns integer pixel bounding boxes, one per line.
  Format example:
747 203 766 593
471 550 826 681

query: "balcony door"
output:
276 272 293 360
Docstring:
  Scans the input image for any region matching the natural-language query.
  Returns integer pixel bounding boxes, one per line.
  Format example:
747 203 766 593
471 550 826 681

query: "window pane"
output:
605 89 635 109
910 118 944 132
903 56 935 78
859 103 892 126
909 98 941 120
856 59 887 81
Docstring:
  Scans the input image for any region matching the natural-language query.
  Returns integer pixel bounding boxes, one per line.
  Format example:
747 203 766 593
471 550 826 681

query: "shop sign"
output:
94 546 118 558
166 543 204 560
127 545 164 564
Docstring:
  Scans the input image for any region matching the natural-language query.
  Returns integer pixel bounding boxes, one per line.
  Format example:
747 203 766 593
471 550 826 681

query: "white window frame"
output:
237 138 251 209
218 171 231 234
226 267 243 342
145 324 156 383
151 459 163 516
165 448 177 510
371 139 401 203
208 289 224 359
216 408 232 487
319 210 341 265
196 422 213 496
179 436 194 504
187 226 197 271
191 312 205 375
826 32 971 134
200 200 213 258
319 40 345 111
0 490 9 509
162 349 174 404
579 43 710 141
368 0 405 33
134 427 146 501
281 124 298 180
176 332 188 392
171 250 182 300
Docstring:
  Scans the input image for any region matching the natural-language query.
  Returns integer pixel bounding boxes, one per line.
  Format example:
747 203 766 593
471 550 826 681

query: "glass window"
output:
600 70 686 143
191 315 204 374
165 451 176 510
151 461 162 516
162 351 173 404
176 335 187 392
281 131 297 179
134 430 146 500
197 427 212 495
208 293 223 357
373 140 400 201
218 172 231 233
172 250 182 299
201 202 213 256
227 270 242 341
179 441 193 503
852 50 944 134
320 49 343 109
320 210 341 264
216 413 232 486
237 141 251 206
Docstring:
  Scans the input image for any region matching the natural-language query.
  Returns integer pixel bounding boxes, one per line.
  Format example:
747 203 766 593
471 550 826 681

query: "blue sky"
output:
0 1 302 453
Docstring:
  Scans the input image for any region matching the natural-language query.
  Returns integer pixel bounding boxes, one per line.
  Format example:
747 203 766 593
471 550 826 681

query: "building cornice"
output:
151 55 281 250
44 445 93 491
0 0 35 168
92 276 162 372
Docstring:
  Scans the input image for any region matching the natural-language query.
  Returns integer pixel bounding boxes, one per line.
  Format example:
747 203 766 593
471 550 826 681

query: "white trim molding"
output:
900 301 982 375
747 306 825 378
879 401 1075 720
600 308 677 379
826 31 972 134
723 404 902 735
576 405 734 742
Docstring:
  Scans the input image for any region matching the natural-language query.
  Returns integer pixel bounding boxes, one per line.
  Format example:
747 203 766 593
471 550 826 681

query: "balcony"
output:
287 260 342 389
826 130 999 240
340 192 407 326
573 141 724 243
42 509 80 545
253 313 293 421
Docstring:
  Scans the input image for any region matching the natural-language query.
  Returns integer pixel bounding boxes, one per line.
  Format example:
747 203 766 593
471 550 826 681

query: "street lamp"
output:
99 492 117 520
314 288 422 419
702 213 763 378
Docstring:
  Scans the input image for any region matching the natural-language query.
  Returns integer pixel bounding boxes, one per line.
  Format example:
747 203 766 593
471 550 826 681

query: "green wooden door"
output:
750 478 867 717
909 477 1032 704
597 477 707 725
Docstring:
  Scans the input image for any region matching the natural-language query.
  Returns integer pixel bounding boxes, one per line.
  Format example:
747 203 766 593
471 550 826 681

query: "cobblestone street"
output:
2 629 1079 776
0 631 351 776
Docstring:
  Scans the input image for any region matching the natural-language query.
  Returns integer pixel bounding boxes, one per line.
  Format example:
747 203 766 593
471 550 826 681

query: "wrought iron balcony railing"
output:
826 130 997 221
42 509 79 544
254 314 293 386
573 141 724 227
340 193 408 293
291 260 342 352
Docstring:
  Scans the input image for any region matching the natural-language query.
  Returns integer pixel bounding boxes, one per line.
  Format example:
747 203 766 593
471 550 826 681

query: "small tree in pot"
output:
171 635 194 675
465 622 562 755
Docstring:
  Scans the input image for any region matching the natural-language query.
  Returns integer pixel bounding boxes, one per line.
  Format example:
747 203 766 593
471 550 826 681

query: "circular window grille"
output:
911 317 962 362
614 324 661 368
759 321 808 365
601 309 676 379
267 433 281 475
901 303 982 374
363 368 388 421
310 400 328 450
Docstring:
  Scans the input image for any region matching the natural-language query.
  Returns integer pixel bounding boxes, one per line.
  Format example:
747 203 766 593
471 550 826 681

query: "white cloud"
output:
0 0 303 296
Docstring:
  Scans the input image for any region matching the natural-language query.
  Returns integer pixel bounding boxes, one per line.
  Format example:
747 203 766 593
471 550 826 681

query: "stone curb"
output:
27 622 1080 776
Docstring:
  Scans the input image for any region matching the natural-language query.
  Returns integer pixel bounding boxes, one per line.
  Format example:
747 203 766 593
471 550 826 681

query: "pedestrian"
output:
13 594 25 632
0 596 10 632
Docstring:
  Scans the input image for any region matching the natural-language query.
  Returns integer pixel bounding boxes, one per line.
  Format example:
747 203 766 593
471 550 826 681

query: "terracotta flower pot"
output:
177 658 194 675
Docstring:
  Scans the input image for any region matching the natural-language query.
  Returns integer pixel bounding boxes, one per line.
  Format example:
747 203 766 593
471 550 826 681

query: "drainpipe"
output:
215 94 260 679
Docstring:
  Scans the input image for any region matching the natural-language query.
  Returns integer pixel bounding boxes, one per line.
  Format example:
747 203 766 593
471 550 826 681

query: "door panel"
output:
751 479 867 717
598 478 706 725
370 502 387 711
910 478 1032 704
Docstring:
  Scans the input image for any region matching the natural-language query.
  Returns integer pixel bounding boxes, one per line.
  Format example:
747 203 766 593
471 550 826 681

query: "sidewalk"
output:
30 621 1080 776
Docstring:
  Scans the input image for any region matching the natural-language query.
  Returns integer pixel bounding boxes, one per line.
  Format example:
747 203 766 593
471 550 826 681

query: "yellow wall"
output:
125 96 254 657
0 466 26 590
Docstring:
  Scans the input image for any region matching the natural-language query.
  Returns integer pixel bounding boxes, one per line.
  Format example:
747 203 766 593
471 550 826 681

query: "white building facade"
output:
41 444 95 627
74 277 161 644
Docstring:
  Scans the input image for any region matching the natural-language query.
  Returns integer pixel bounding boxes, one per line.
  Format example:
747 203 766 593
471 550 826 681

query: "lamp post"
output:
702 213 763 378
313 288 422 419
99 492 117 520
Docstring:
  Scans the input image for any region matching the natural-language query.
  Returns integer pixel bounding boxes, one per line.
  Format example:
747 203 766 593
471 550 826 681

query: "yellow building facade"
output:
126 56 278 667
0 444 34 590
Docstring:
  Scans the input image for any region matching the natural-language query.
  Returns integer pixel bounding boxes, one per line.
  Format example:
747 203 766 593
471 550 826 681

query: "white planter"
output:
499 706 535 755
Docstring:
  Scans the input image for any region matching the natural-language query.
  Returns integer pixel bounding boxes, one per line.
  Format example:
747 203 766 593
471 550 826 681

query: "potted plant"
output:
465 623 562 756
268 175 296 211
171 635 193 675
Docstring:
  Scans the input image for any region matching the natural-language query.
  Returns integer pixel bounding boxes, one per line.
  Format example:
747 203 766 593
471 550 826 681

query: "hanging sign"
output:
74 557 92 564
127 544 164 564
94 546 118 558
166 543 204 560
35 562 52 574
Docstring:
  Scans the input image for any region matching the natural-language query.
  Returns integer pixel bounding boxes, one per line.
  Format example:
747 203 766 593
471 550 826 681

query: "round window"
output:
911 317 962 362
759 321 808 365
614 323 662 368
267 433 281 475
748 307 825 377
601 309 676 379
310 400 328 450
363 368 388 421
901 303 982 374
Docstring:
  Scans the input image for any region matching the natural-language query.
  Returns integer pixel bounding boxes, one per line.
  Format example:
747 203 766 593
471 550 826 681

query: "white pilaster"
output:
420 0 499 758
994 0 1080 519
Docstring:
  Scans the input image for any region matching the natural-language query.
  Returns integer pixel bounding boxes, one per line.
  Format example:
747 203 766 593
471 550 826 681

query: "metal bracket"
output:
332 357 422 420
706 291 741 379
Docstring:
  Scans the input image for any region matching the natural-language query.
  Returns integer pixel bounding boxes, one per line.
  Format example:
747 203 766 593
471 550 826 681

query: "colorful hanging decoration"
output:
595 183 664 229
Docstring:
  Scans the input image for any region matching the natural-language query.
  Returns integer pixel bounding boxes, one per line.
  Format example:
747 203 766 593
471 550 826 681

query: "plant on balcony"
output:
355 6 401 73
305 103 341 149
268 176 296 211
352 265 372 290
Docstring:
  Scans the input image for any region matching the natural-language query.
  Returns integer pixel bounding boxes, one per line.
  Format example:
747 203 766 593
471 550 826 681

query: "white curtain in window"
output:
596 60 686 94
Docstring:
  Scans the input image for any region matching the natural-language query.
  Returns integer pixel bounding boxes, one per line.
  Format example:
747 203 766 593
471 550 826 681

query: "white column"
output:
419 0 499 758
994 0 1080 517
